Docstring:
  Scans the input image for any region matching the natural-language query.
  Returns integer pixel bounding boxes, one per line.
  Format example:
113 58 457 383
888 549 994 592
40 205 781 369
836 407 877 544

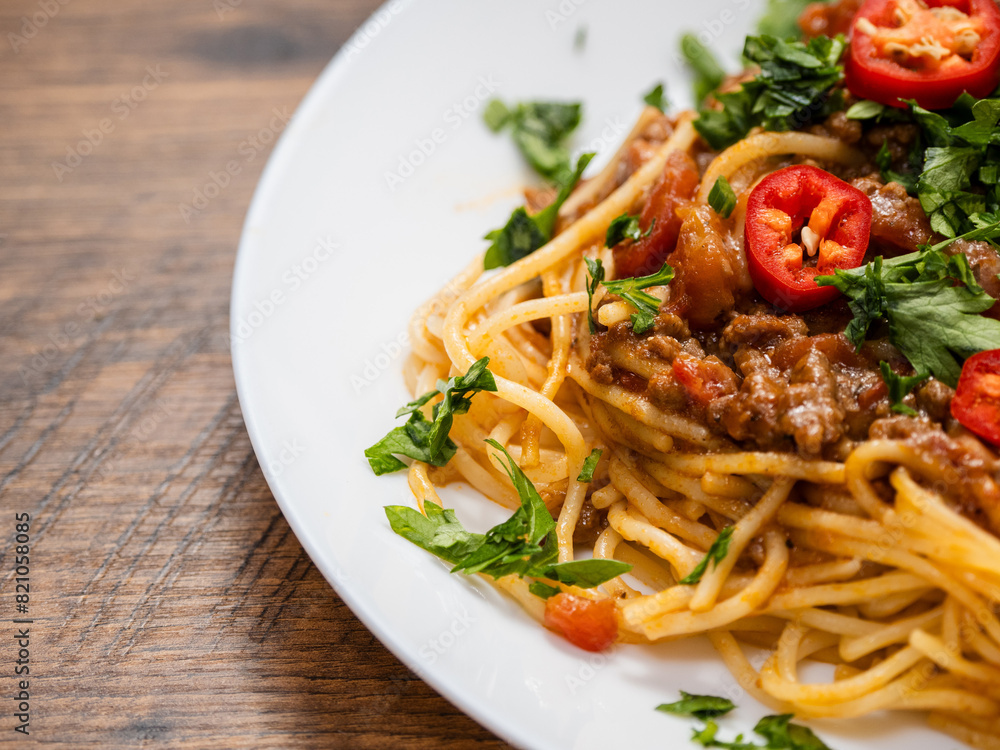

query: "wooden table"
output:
0 1 507 746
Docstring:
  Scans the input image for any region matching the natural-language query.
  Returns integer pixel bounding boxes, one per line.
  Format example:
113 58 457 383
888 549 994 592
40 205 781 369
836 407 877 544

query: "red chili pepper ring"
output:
744 165 872 313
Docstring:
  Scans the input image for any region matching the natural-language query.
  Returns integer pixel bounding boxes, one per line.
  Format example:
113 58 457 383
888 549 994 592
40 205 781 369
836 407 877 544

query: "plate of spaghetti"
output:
232 0 1000 748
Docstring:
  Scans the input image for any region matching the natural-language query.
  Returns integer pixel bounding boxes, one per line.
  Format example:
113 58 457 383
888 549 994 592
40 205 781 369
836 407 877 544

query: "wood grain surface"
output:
0 1 509 746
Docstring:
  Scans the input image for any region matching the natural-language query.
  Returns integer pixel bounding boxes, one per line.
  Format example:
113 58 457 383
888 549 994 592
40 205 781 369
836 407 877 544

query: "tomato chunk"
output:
845 0 1000 109
744 165 871 312
543 593 618 652
672 352 740 408
613 150 700 279
952 349 1000 446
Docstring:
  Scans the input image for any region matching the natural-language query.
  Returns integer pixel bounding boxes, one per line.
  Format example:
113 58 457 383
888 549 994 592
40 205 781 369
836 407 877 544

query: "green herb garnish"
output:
484 152 594 269
365 358 497 474
680 33 727 105
879 361 929 416
605 212 654 247
679 526 734 585
385 439 631 586
816 235 1000 387
656 692 736 720
643 81 669 112
593 261 675 335
694 34 846 151
577 449 603 482
708 176 737 219
483 99 584 185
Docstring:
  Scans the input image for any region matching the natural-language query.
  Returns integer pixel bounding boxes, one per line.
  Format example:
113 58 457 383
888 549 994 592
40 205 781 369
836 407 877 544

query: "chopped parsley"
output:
584 256 605 334
816 237 1000 388
656 692 736 720
586 259 675 335
679 526 734 585
908 96 1000 239
656 693 834 750
576 449 603 482
482 99 584 186
680 33 727 105
605 211 654 247
483 152 594 269
643 81 669 112
755 0 820 40
384 439 631 587
694 34 846 151
879 361 929 416
365 357 497 475
708 176 737 219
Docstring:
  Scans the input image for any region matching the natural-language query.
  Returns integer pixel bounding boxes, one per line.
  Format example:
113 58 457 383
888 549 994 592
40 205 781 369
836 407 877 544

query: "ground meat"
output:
573 497 607 545
778 350 846 457
712 369 787 450
812 110 863 146
851 176 933 254
723 313 808 352
915 379 955 423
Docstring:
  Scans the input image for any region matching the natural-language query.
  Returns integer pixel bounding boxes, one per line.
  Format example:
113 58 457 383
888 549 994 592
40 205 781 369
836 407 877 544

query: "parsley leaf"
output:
755 0 818 40
679 526 734 585
577 448 603 482
656 692 736 720
483 152 594 270
598 261 675 335
708 176 737 219
694 34 846 151
484 99 583 185
754 714 833 750
584 256 605 334
605 212 654 247
903 96 1000 240
385 502 484 565
816 244 1000 387
643 81 668 112
880 361 929 416
528 581 561 599
680 33 727 105
365 357 497 474
385 439 631 586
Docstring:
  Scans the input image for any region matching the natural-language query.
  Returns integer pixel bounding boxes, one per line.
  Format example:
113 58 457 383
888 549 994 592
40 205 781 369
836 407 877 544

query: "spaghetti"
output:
384 42 1000 750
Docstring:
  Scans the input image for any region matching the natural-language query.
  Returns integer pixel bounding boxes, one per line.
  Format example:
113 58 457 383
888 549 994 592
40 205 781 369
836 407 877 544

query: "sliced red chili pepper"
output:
543 592 617 652
951 348 1000 446
744 165 872 313
845 0 1000 110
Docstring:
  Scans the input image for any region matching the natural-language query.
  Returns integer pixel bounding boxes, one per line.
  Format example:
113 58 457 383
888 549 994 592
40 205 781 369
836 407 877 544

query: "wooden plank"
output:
0 0 510 745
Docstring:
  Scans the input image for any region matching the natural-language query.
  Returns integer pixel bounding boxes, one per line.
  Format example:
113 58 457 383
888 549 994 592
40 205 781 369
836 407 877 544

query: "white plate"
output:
231 1 947 747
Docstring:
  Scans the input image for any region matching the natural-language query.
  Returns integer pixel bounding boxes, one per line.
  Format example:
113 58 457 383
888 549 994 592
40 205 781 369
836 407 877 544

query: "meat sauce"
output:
585 111 1000 530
